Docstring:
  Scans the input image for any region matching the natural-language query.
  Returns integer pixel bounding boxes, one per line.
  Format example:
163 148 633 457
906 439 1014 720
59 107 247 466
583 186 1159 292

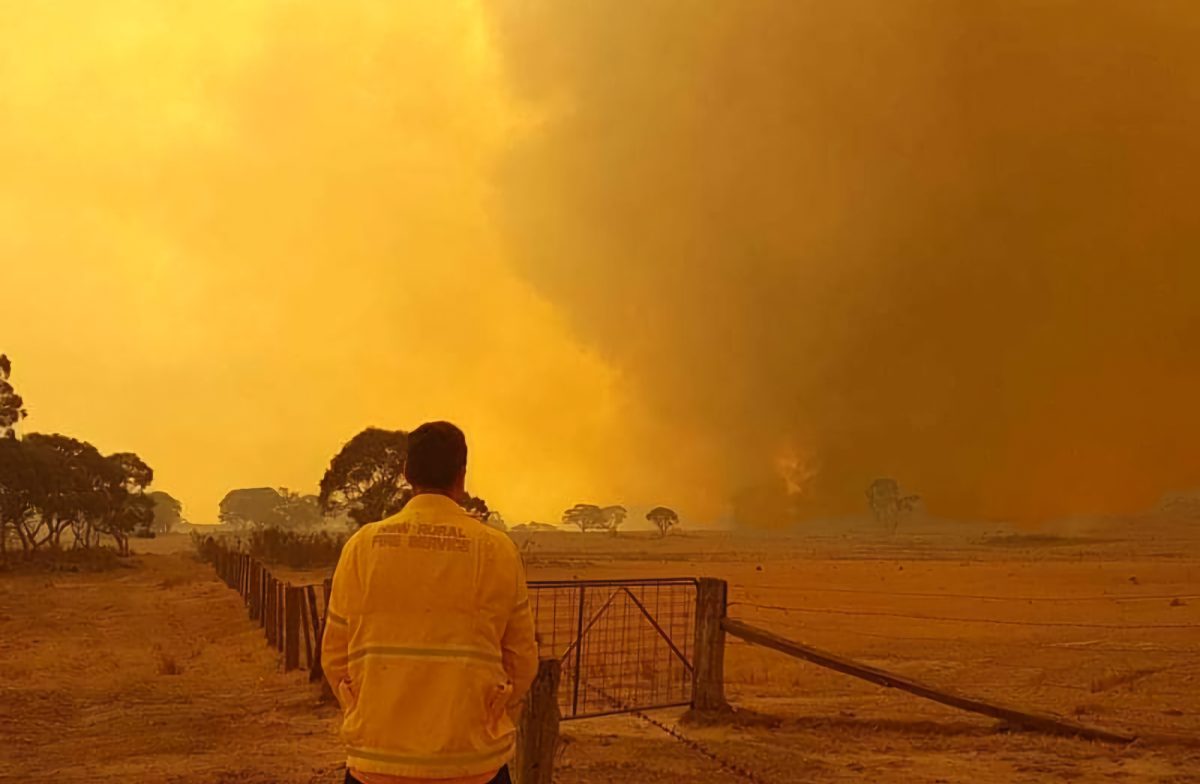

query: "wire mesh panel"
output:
528 578 698 719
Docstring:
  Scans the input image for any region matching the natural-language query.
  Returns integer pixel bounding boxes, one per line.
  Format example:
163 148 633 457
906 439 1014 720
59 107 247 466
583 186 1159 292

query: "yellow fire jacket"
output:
321 493 539 779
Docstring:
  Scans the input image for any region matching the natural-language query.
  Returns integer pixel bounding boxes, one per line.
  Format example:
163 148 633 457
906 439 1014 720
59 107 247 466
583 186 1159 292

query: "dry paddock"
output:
1 528 1198 783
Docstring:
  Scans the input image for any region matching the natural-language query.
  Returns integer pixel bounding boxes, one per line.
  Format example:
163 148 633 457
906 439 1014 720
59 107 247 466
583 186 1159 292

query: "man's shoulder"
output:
340 524 372 552
473 519 514 544
474 521 519 560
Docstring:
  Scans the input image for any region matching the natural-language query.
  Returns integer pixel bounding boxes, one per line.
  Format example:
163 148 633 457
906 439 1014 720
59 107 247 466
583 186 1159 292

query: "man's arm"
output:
321 538 357 710
501 551 539 706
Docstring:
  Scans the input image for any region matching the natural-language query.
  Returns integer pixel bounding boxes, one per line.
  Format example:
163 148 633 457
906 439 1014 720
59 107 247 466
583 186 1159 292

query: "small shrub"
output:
156 650 182 676
247 527 347 568
1 547 124 573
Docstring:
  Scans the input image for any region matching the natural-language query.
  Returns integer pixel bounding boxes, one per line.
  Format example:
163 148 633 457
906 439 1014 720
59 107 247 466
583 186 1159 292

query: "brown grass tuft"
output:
156 650 183 676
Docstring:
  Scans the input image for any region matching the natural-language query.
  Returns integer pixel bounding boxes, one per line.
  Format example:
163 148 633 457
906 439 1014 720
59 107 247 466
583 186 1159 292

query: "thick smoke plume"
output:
488 1 1200 523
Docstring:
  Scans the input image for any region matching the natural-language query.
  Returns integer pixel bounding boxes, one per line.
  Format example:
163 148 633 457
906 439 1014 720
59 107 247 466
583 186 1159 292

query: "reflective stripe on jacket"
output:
322 493 539 779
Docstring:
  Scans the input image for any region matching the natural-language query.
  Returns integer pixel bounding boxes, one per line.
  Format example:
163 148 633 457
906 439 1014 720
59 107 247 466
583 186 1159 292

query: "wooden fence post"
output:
314 577 335 697
260 566 269 628
285 585 301 671
300 588 314 671
240 554 248 601
692 578 728 712
266 576 277 645
248 561 259 620
307 585 323 682
515 659 561 784
276 580 285 652
263 576 271 642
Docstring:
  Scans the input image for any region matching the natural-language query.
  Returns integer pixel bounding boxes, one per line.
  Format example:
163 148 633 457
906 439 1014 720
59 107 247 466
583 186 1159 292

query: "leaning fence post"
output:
515 658 561 784
276 580 285 652
240 554 249 601
310 578 333 684
692 577 728 712
300 589 314 671
307 585 323 681
260 565 269 628
285 585 301 671
266 576 277 645
248 561 259 620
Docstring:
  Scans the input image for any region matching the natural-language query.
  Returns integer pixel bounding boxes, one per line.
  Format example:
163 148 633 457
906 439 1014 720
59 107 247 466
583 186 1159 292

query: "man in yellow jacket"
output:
322 421 539 784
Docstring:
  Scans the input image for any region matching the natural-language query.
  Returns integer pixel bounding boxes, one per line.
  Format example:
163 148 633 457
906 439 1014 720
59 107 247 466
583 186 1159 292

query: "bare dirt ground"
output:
3 522 1199 783
0 542 343 783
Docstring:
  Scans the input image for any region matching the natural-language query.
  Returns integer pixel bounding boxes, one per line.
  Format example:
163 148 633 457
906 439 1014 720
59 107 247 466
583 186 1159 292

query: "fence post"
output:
248 561 258 620
240 554 248 601
277 581 286 652
515 659 561 784
263 576 271 641
260 566 269 628
692 578 728 712
300 588 314 671
310 579 332 683
307 585 323 681
266 576 277 645
285 585 301 671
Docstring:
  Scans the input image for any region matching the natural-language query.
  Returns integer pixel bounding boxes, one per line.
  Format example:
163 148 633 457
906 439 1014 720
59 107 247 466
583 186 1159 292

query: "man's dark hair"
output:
405 421 468 490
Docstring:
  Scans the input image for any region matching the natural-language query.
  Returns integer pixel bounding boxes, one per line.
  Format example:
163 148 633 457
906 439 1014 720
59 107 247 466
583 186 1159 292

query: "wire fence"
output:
198 536 331 678
198 538 705 721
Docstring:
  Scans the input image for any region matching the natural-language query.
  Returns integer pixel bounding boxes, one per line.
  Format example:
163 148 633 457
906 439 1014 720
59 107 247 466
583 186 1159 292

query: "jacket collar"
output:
404 492 464 514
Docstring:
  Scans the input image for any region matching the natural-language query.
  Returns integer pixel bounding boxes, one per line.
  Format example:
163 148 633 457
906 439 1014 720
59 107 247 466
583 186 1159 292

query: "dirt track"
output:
2 528 1199 783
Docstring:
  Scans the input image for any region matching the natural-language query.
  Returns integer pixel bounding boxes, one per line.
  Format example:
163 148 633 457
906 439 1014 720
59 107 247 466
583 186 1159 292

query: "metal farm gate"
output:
528 578 698 719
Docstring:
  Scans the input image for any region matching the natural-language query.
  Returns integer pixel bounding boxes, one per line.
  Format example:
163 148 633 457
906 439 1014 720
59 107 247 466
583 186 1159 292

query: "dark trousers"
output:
346 765 511 784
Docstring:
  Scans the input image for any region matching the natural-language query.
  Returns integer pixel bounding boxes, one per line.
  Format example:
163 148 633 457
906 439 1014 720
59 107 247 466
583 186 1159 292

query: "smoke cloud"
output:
4 2 1198 526
487 1 1200 523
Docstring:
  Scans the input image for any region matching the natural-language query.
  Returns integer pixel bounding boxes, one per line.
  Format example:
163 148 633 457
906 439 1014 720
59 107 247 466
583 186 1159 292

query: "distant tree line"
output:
0 355 178 558
214 425 500 536
559 503 683 537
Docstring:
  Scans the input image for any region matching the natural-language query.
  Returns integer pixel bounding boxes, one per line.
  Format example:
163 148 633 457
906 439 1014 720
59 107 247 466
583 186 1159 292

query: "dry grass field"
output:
2 519 1198 783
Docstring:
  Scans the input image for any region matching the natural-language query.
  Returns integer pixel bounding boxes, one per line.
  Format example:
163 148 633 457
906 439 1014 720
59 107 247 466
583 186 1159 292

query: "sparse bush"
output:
155 648 182 676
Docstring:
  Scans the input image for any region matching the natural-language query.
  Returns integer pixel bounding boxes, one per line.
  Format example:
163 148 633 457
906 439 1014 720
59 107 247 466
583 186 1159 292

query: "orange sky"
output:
3 1 1198 526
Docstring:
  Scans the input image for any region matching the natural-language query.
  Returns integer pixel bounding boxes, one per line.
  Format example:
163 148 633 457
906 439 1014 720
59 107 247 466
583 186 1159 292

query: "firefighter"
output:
322 421 538 784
